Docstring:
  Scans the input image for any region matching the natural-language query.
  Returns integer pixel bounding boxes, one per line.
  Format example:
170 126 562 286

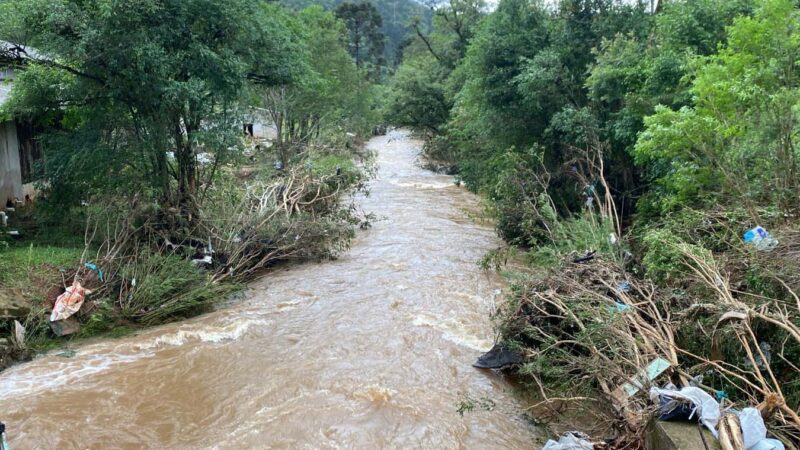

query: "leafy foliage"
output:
277 0 432 65
119 253 233 325
335 2 387 79
0 0 304 208
260 6 377 166
635 0 800 215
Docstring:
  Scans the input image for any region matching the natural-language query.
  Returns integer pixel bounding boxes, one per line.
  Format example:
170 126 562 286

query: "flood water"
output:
0 130 538 449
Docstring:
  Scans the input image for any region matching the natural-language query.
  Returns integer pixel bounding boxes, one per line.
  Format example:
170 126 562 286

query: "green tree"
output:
262 6 375 167
587 0 753 158
385 0 485 132
411 0 485 68
335 2 386 79
634 0 800 214
0 0 303 209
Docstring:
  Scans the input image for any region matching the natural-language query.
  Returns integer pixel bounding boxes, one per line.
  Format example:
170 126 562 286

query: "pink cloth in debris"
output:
50 280 91 322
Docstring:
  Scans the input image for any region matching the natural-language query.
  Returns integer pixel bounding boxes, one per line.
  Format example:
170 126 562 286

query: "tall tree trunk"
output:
173 119 196 210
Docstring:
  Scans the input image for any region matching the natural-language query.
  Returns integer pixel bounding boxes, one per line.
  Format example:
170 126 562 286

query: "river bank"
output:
0 129 369 377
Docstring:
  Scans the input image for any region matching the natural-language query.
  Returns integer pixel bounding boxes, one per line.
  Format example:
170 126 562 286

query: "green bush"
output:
640 228 714 284
119 254 234 325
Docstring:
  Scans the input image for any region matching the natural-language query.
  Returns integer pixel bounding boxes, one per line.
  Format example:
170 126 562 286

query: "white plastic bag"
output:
50 280 91 322
649 386 721 436
749 439 785 450
541 432 594 450
738 408 785 450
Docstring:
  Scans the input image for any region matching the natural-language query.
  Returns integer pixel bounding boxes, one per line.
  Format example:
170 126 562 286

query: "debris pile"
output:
491 251 800 448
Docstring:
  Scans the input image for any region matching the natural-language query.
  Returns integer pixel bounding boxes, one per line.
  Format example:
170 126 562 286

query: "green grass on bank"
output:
0 244 83 290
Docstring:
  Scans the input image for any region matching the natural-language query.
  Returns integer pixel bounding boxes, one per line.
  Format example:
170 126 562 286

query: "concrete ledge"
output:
646 420 720 450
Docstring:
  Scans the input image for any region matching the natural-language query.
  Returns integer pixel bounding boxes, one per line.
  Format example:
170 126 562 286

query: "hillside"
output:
277 0 432 64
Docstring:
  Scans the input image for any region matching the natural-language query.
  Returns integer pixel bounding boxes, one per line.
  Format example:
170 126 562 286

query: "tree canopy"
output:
0 0 379 213
335 2 387 80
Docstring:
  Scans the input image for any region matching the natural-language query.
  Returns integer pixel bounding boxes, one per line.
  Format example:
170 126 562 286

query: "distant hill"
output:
276 0 432 65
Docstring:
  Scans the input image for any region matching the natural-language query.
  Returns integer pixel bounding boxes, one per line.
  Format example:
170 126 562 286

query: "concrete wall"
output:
0 120 22 205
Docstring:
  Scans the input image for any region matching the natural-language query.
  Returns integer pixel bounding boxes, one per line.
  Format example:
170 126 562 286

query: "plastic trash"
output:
616 281 631 294
743 226 778 251
749 439 785 450
735 407 786 450
657 394 694 421
191 255 213 266
84 262 104 282
650 386 721 436
743 341 772 370
1 421 8 450
0 211 7 227
50 280 91 322
541 431 594 450
739 408 767 449
688 374 704 387
13 320 25 348
610 302 631 313
572 251 596 263
617 358 672 399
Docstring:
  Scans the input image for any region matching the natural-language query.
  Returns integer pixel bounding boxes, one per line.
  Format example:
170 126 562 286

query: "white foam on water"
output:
390 179 453 190
412 314 493 352
0 351 147 398
142 318 266 348
0 317 268 398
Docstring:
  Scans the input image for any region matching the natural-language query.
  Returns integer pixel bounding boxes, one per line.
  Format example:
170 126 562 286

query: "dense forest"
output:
387 0 800 446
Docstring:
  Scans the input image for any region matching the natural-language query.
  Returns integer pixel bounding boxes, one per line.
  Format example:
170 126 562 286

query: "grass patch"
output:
119 253 236 325
0 245 83 308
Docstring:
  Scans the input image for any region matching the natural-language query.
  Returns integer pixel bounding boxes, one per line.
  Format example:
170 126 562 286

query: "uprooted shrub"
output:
197 164 361 281
499 258 677 440
497 238 800 447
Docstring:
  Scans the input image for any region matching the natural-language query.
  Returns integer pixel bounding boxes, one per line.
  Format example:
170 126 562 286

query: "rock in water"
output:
473 343 523 369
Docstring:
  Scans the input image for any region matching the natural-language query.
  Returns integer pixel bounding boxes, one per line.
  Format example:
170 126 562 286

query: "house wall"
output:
0 119 22 205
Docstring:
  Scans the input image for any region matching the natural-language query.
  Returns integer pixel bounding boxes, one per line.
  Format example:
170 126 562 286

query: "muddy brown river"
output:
0 130 539 449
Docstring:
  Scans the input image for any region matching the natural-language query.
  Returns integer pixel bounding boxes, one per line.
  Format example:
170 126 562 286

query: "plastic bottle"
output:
743 226 778 251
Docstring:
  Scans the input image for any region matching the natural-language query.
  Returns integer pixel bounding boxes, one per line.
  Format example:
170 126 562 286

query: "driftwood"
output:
718 413 745 450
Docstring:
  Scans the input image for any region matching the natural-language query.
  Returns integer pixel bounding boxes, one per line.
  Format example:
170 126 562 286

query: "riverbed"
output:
0 130 539 448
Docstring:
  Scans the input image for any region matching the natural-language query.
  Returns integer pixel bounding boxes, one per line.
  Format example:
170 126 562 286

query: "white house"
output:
0 71 22 206
0 42 43 206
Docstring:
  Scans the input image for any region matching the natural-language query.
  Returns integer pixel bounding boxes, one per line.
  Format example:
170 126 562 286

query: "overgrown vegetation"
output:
0 0 380 362
277 0 432 67
388 0 800 446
